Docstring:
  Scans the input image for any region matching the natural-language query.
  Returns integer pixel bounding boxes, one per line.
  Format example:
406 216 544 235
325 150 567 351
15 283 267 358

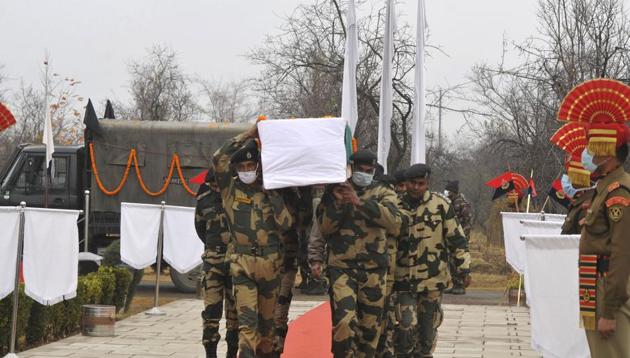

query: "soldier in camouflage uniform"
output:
395 164 471 358
317 150 404 358
444 180 473 295
271 187 314 357
376 173 406 358
213 124 294 358
195 168 238 358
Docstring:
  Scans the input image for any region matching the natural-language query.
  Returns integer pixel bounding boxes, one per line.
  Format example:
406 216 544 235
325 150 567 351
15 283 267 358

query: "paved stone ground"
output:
18 299 541 358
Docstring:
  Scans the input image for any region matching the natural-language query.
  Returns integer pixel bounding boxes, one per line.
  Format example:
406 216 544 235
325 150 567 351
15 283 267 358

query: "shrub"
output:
98 266 132 312
0 285 33 355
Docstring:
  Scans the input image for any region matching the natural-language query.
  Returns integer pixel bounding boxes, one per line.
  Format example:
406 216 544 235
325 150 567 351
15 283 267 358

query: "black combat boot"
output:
204 343 218 358
226 329 238 358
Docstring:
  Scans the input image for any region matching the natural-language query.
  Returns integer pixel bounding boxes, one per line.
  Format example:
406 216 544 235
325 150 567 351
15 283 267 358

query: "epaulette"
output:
607 181 620 192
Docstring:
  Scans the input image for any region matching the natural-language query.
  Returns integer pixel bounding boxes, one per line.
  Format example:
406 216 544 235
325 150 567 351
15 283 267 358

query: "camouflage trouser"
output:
201 250 238 346
328 267 387 358
395 291 444 358
272 266 297 354
230 252 282 358
376 248 397 358
298 233 311 285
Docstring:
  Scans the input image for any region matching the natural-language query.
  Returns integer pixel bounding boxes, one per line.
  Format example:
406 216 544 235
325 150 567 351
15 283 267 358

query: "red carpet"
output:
282 302 333 358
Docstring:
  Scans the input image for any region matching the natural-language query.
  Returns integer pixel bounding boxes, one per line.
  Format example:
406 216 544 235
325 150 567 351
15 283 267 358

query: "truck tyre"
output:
169 264 202 293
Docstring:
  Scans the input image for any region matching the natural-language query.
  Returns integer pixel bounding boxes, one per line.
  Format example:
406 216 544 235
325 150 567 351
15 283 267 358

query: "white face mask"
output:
238 170 257 184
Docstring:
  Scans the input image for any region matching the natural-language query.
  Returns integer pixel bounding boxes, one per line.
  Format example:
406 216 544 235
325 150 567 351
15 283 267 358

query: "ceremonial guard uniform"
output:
556 79 630 358
213 127 294 358
195 169 238 358
317 150 403 358
395 164 470 358
561 189 594 235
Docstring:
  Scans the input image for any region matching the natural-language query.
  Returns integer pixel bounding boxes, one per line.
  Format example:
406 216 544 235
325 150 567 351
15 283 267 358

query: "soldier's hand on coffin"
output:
341 186 361 205
332 185 346 203
244 122 259 139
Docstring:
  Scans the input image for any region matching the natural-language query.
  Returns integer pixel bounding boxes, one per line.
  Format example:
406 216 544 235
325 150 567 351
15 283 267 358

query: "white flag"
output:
411 0 427 165
377 0 395 173
342 0 359 134
42 98 55 172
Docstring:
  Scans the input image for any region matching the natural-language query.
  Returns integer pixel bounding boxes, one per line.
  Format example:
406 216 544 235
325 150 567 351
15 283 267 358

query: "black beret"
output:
405 163 431 180
379 174 396 185
205 167 215 182
230 139 259 164
445 180 459 192
350 150 377 166
393 169 407 184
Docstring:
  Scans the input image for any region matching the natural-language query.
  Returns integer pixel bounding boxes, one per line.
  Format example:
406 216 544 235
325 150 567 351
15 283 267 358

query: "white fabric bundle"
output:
23 208 80 305
0 207 20 300
501 212 566 273
523 235 589 358
121 202 161 270
258 118 348 189
163 205 204 273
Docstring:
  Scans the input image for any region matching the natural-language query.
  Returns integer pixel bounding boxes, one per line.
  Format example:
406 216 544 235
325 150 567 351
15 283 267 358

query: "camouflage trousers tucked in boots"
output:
201 250 238 351
329 267 387 358
272 267 297 355
230 252 282 358
395 290 444 358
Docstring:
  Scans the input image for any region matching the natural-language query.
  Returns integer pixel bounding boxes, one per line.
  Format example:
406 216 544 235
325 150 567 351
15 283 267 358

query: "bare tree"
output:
197 79 257 122
249 0 422 171
128 45 198 121
465 0 630 226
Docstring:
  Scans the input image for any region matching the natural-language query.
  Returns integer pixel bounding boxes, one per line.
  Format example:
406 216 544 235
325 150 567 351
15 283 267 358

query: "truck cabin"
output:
0 144 84 209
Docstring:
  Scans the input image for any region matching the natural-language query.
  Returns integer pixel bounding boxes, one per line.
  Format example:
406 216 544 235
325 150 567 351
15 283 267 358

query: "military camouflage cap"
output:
350 150 377 166
405 163 431 179
230 139 259 164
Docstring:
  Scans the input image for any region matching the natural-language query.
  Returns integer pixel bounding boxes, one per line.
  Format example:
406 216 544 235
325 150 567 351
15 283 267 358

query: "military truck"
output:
0 113 247 292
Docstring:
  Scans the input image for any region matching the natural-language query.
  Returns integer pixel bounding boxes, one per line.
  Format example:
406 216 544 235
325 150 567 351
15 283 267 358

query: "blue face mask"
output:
560 174 578 198
352 171 374 187
581 148 598 172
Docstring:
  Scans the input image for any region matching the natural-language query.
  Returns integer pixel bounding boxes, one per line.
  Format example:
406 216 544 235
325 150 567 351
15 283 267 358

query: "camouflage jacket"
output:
580 166 630 319
316 182 404 270
194 184 231 253
451 193 473 237
212 133 294 252
395 191 471 293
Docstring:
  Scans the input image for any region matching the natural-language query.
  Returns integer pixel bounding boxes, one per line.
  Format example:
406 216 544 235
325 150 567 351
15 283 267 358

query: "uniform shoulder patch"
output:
608 206 624 222
607 181 620 192
606 196 630 208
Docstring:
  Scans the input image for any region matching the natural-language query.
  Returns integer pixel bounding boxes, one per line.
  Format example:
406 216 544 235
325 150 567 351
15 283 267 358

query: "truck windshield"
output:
13 156 68 193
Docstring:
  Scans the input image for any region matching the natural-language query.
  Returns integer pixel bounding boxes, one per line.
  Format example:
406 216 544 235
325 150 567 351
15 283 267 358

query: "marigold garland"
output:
89 143 197 197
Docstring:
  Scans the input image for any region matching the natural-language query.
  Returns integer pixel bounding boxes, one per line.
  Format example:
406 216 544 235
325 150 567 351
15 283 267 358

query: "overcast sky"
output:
0 1 552 137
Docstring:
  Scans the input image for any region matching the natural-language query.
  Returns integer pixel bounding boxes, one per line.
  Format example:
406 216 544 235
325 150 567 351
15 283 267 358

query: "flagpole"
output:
525 169 534 213
43 58 50 209
377 0 394 172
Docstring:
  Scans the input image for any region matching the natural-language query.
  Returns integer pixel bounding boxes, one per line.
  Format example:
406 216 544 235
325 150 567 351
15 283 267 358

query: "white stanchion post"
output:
83 190 90 252
4 202 26 358
145 201 166 316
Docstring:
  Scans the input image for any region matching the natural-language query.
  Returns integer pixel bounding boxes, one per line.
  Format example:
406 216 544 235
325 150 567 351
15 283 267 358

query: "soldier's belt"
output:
205 243 228 255
234 244 280 256
579 255 597 330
